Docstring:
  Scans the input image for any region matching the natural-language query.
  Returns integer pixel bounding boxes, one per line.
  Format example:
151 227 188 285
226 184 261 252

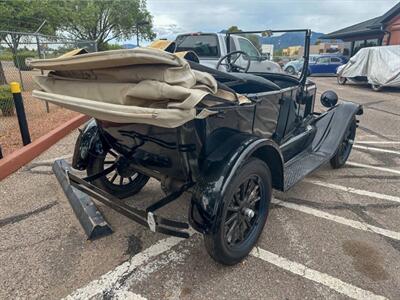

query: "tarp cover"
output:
337 46 400 87
30 47 246 128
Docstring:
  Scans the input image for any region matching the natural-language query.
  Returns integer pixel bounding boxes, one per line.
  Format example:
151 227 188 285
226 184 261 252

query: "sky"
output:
137 0 399 42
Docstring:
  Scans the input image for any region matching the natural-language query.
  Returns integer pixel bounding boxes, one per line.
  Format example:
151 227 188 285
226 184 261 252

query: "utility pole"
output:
136 25 139 47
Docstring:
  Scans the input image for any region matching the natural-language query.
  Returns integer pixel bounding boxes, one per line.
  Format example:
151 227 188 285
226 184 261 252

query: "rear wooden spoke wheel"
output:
87 149 149 199
103 152 140 187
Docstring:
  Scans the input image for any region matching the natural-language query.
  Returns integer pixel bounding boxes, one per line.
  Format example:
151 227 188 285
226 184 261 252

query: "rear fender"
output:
72 119 105 170
189 133 284 234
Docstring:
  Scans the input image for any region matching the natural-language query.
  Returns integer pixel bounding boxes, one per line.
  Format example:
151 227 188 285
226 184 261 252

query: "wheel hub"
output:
115 157 136 178
242 207 255 219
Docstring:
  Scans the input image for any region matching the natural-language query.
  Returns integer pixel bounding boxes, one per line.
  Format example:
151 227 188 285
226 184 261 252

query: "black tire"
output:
337 76 347 85
87 149 149 199
204 158 272 265
285 66 296 75
371 84 382 92
330 117 356 169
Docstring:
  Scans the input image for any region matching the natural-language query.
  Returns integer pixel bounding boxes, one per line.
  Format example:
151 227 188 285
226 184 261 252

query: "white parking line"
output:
272 198 400 241
112 290 147 300
64 235 188 300
251 247 387 300
356 141 400 145
353 145 400 155
347 161 400 175
304 179 400 204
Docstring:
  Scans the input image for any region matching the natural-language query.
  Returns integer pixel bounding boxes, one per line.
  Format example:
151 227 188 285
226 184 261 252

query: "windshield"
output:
175 34 219 57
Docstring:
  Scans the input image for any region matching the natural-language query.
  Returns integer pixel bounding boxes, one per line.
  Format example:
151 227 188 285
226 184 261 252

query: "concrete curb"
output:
0 114 89 181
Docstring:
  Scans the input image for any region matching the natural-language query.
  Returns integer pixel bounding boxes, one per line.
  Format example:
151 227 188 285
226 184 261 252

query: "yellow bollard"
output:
10 81 22 94
9 82 31 145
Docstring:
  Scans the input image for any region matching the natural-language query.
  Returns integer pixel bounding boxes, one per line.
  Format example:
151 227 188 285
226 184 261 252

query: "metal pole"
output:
35 34 50 113
34 20 47 34
136 24 139 47
10 82 31 145
11 34 25 91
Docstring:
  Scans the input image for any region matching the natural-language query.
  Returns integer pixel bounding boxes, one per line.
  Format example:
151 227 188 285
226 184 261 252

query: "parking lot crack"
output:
358 126 394 141
0 234 60 252
366 105 400 117
0 201 58 228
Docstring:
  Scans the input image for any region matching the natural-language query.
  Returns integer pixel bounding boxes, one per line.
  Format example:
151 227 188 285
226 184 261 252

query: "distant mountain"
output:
122 44 138 49
260 31 325 49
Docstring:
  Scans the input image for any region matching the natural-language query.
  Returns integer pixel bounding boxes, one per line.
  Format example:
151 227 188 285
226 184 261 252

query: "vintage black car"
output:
32 29 363 265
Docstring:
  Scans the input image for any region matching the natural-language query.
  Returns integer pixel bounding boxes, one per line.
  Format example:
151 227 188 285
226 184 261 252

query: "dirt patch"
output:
124 234 143 257
0 93 78 157
342 240 389 281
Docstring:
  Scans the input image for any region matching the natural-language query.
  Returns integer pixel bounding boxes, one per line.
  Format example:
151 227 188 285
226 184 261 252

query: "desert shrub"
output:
0 85 14 116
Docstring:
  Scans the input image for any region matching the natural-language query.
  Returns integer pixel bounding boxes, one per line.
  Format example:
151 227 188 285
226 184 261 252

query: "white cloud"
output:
127 0 399 45
152 15 183 38
146 0 399 36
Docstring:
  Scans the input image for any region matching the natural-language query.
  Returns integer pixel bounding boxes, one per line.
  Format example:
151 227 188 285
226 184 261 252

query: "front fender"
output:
313 101 363 156
72 119 105 170
189 133 283 234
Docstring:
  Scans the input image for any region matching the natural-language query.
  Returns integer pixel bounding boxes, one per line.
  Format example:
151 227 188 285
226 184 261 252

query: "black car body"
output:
57 29 363 265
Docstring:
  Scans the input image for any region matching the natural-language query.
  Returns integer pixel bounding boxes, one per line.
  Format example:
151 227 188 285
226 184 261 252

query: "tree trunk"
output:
0 61 7 85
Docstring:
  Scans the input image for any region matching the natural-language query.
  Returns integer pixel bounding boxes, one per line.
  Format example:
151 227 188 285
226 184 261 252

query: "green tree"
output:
60 0 156 51
0 0 60 84
227 26 242 33
226 25 262 52
0 0 60 51
102 43 124 50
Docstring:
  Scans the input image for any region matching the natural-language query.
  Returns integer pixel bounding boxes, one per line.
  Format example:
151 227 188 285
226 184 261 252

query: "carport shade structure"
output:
321 2 400 56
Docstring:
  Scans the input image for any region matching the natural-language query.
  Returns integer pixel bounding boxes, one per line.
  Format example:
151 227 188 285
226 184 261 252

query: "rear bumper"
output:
53 159 191 239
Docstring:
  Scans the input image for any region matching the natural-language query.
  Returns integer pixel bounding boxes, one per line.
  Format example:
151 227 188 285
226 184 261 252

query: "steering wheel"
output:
216 50 251 73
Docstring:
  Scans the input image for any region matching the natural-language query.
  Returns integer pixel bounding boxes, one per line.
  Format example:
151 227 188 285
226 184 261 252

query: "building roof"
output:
321 2 400 40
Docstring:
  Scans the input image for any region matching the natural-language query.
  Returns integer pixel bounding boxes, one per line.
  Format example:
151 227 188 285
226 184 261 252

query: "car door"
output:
329 57 343 74
236 37 264 72
311 56 330 74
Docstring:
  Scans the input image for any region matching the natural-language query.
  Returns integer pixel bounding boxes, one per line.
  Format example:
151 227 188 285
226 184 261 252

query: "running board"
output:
283 151 328 191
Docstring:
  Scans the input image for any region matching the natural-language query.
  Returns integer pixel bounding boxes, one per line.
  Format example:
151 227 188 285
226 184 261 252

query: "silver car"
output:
284 55 318 75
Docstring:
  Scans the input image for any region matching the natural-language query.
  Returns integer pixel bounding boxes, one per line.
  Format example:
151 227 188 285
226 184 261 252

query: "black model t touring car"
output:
33 29 363 265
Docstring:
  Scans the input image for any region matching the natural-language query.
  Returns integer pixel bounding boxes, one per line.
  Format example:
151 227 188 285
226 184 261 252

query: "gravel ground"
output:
0 77 399 299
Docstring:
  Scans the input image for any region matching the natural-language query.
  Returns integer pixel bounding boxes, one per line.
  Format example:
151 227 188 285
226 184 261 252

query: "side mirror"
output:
260 55 270 61
320 90 338 108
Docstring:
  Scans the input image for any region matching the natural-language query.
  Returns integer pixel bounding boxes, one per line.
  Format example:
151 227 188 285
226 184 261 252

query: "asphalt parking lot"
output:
0 77 399 300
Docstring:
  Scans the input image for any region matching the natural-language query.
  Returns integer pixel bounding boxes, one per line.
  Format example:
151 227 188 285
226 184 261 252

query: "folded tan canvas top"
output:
29 47 183 70
30 47 249 128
